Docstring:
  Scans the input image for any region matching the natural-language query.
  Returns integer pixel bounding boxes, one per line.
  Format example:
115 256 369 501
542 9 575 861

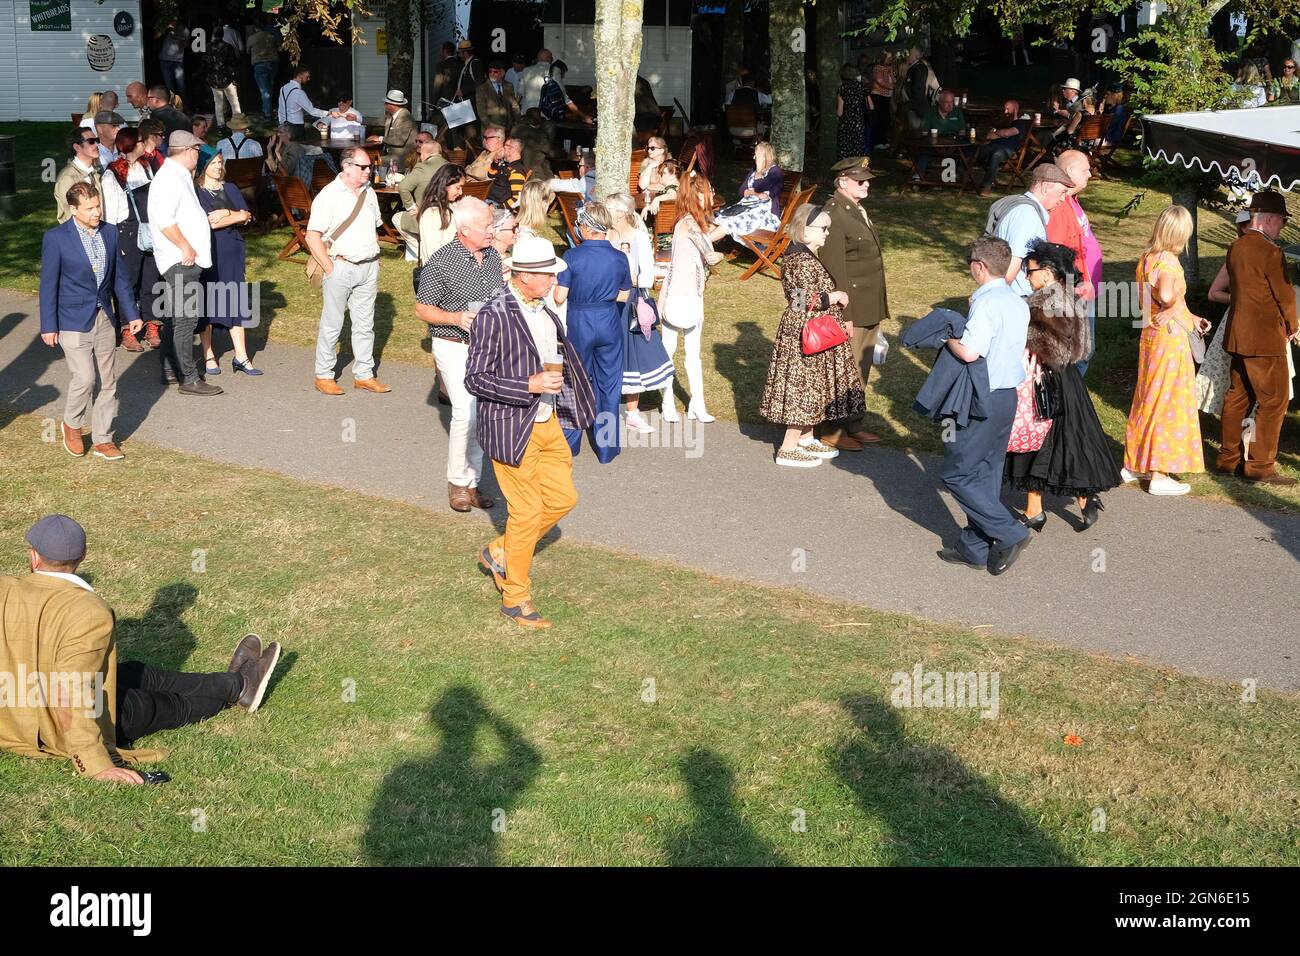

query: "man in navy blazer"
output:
39 181 142 461
465 236 596 630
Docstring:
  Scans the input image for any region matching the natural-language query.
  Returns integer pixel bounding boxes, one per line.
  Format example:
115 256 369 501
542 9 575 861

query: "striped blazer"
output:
465 286 597 466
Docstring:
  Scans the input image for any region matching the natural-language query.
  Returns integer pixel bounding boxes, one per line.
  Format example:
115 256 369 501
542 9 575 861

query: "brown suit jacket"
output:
0 574 162 777
1224 229 1298 357
475 79 519 131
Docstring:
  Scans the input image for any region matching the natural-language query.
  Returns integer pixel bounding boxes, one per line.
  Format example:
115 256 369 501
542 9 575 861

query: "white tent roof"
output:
1143 106 1300 191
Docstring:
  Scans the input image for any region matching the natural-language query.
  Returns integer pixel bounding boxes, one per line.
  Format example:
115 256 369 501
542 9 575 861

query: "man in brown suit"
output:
816 156 890 450
475 60 519 132
0 516 282 783
1217 190 1299 486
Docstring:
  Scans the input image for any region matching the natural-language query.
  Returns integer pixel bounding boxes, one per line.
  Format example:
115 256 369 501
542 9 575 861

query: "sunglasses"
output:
648 145 663 151
1287 65 1298 70
81 137 100 145
346 161 372 170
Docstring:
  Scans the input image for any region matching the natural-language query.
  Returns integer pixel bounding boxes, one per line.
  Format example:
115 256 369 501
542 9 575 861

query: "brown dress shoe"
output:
848 430 883 444
120 327 145 352
227 634 263 673
821 434 864 452
61 421 85 457
479 546 506 594
500 600 553 629
354 378 392 393
465 488 495 510
92 442 125 461
315 377 345 396
143 321 163 349
449 483 473 512
1249 472 1298 487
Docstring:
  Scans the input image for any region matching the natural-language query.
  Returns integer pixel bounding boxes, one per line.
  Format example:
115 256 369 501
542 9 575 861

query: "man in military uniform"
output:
816 156 890 451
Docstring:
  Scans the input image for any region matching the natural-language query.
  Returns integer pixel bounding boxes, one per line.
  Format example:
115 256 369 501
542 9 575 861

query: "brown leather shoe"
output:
61 421 85 457
354 378 392 393
92 442 125 461
465 488 495 510
143 321 163 349
449 482 473 512
120 327 145 352
315 377 345 396
237 641 281 713
820 433 864 452
500 600 553 629
479 546 506 594
227 633 263 673
1248 472 1298 487
848 430 883 444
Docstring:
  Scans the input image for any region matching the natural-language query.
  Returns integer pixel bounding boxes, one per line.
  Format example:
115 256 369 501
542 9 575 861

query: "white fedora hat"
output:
1062 77 1082 92
505 236 568 274
385 89 409 106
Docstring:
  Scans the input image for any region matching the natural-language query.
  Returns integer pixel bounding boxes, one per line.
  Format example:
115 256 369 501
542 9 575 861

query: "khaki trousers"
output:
818 324 879 441
60 309 119 445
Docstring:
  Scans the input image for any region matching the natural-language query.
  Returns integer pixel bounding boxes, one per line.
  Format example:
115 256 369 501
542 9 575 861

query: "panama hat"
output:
384 90 409 106
505 236 568 274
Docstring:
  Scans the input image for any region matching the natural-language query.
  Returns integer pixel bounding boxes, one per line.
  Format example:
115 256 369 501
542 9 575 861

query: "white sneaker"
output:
798 437 840 459
1147 475 1191 496
1119 467 1146 483
625 410 656 434
776 447 822 468
687 404 716 423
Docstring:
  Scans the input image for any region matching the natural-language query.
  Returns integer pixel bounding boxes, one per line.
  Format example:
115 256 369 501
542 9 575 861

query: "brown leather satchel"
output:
306 189 368 287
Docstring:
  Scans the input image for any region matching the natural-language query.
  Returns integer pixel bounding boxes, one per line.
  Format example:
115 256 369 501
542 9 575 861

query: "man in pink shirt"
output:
1046 150 1102 376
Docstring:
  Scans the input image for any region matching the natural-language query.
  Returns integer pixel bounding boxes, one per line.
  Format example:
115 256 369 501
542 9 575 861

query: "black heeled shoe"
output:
1018 511 1047 533
1078 495 1104 531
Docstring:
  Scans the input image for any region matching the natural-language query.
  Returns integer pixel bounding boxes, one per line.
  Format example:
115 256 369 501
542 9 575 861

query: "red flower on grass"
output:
1063 734 1083 747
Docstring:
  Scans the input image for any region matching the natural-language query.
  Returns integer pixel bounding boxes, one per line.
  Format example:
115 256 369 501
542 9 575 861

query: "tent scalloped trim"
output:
1145 147 1300 193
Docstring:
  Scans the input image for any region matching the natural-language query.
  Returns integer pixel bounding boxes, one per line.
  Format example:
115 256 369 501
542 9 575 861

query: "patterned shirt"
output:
509 280 558 422
417 238 505 342
74 221 106 286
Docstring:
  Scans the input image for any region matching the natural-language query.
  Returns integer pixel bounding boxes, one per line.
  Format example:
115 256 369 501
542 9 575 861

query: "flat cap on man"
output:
94 110 126 126
831 155 875 181
1249 190 1289 218
1032 163 1075 187
167 130 204 150
25 515 87 562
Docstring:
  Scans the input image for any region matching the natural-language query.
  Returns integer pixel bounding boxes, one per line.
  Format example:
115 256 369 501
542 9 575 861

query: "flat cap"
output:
25 515 87 562
831 155 876 181
94 110 126 126
1032 162 1075 187
167 130 203 150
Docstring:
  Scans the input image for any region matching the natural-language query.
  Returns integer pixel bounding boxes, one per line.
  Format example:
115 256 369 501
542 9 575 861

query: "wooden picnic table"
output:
901 133 982 192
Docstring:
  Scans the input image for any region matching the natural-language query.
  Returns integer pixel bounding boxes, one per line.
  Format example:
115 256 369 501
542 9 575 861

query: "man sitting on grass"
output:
0 515 281 784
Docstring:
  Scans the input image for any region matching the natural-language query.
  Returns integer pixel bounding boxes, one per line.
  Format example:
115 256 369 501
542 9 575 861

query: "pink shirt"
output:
1072 196 1103 290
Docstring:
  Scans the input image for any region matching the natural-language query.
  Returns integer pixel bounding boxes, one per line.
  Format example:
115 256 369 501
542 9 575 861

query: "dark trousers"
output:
253 61 277 116
159 263 204 384
115 222 160 327
566 308 624 464
1218 353 1290 478
941 386 1028 564
160 59 184 96
115 661 242 746
979 142 1017 189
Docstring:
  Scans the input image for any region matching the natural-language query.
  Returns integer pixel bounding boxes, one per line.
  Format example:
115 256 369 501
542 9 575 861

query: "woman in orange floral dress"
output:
1123 205 1211 496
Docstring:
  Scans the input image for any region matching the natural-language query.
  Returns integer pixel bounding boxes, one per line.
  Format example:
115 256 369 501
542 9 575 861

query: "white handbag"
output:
440 99 476 129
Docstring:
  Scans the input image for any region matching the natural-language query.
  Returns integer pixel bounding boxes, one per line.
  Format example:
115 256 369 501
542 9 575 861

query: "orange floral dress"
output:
1124 251 1205 475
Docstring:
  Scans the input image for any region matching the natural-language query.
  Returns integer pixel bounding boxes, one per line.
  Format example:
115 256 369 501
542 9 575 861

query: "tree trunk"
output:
815 0 840 178
385 0 416 104
1172 187 1200 286
593 0 645 198
769 0 806 170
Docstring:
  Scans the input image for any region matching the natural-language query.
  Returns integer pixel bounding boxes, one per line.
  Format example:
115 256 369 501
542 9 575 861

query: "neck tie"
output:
495 83 501 96
92 160 104 175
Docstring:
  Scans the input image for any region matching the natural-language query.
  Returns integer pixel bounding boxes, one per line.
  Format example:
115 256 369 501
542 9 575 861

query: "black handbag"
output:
1032 366 1058 421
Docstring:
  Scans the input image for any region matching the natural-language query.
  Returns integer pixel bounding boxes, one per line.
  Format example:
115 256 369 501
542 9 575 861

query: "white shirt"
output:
510 281 558 422
100 162 151 225
307 177 383 262
278 79 329 124
328 108 365 139
216 133 265 160
505 67 525 90
97 144 119 168
519 61 568 113
35 570 94 592
148 157 213 273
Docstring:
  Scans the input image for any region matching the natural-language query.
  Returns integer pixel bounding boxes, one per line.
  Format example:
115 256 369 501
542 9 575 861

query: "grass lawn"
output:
0 416 1297 866
3 119 1298 516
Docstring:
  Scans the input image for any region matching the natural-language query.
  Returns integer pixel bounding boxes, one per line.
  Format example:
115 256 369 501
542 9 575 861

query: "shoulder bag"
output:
306 189 368 288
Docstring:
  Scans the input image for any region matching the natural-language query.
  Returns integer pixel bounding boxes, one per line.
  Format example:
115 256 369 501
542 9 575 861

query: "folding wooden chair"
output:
725 104 760 155
71 113 83 125
556 191 583 247
651 200 678 282
1007 127 1048 187
738 185 815 281
225 158 264 192
1073 114 1110 178
461 179 492 201
310 159 335 195
777 169 803 212
628 148 648 195
1097 111 1138 175
270 174 314 260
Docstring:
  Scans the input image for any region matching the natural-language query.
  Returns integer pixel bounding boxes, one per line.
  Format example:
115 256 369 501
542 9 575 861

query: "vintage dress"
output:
197 182 252 328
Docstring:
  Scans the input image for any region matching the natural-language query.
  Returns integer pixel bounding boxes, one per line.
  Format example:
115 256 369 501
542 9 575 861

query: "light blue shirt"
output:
960 278 1029 390
995 192 1049 296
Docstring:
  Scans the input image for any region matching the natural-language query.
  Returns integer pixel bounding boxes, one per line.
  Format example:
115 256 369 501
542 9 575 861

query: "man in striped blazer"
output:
465 237 596 629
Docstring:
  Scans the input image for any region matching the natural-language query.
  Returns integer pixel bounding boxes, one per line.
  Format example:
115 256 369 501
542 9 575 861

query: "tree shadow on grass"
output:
712 320 777 439
114 582 199 672
831 694 1074 865
363 685 541 866
0 311 61 433
663 747 789 866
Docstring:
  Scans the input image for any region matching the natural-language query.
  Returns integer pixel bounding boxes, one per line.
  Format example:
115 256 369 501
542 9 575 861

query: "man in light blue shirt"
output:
938 236 1032 575
991 163 1073 295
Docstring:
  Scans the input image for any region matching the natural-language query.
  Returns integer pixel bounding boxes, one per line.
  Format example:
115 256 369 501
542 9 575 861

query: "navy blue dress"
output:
197 182 252 327
558 238 632 463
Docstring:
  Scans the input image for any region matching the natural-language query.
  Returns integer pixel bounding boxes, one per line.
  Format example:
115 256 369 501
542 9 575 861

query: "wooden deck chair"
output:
1007 127 1049 187
71 113 83 125
461 179 492 201
225 158 265 192
651 200 679 280
1073 114 1110 178
628 148 648 195
270 174 314 260
1097 111 1138 175
310 159 335 195
738 184 815 281
725 104 760 155
777 169 802 212
556 191 583 247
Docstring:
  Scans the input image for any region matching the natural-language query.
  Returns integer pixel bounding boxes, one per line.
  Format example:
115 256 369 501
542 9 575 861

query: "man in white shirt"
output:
307 147 390 395
148 131 219 395
277 67 330 140
505 53 527 91
517 48 592 124
214 114 264 159
328 96 365 139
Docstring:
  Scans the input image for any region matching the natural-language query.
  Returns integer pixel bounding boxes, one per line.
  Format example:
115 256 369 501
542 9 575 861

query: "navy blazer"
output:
902 307 991 428
465 286 597 467
39 219 139 335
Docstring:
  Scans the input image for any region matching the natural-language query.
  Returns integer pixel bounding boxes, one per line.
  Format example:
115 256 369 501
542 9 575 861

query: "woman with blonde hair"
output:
759 203 863 467
83 91 103 119
714 140 783 242
658 171 725 422
638 136 671 193
606 192 672 433
1123 204 1210 495
514 178 554 240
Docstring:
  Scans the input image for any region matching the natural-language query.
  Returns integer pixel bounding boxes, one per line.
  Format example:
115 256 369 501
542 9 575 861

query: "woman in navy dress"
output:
553 200 633 463
196 154 261 376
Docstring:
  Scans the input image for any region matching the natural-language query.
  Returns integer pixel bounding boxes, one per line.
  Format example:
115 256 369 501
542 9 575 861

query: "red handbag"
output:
801 312 849 355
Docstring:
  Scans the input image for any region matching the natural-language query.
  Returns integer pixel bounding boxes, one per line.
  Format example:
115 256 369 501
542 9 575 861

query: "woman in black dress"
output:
1005 239 1121 531
195 154 261 376
835 64 868 159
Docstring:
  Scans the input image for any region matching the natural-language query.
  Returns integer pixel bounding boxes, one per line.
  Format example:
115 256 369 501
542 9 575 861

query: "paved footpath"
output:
2 291 1297 690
